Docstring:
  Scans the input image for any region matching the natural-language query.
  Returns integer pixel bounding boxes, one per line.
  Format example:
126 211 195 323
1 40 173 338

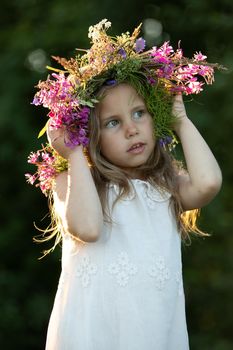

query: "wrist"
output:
67 145 84 161
174 116 191 135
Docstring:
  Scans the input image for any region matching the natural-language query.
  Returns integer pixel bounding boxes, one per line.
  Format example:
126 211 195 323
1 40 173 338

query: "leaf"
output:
38 120 49 138
46 65 65 73
84 100 95 107
91 98 99 103
79 99 95 107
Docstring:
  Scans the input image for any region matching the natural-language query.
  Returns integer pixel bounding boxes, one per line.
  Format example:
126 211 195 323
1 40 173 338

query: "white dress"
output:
45 179 189 350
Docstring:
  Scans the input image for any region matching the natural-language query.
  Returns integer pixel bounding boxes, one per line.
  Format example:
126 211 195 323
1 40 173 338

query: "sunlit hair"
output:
88 84 207 239
37 82 207 257
33 192 63 257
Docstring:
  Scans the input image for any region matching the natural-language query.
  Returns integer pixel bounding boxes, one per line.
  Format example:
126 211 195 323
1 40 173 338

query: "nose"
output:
124 120 139 138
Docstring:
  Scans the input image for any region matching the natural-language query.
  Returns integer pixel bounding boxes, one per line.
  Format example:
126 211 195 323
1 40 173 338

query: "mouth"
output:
127 142 146 154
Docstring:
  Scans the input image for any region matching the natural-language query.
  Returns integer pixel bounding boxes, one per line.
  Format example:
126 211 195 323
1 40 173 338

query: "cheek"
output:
99 132 112 155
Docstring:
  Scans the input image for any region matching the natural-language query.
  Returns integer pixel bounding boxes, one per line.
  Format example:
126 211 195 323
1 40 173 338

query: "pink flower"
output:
198 65 214 79
174 48 183 59
25 173 37 185
28 152 40 164
186 80 204 94
151 42 174 65
42 152 54 164
25 146 62 195
176 67 194 81
32 72 91 148
187 64 201 75
193 51 207 61
158 41 174 56
170 85 186 94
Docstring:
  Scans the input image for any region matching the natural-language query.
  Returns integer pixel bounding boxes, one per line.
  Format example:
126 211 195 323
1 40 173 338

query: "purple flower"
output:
105 79 117 86
147 76 157 85
118 48 127 59
163 63 175 78
61 106 90 148
31 96 41 106
32 72 92 149
156 63 175 79
159 136 173 147
135 38 146 53
152 54 170 65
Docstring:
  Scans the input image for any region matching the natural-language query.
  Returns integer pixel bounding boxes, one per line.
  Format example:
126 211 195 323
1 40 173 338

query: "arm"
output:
48 127 103 242
173 94 222 210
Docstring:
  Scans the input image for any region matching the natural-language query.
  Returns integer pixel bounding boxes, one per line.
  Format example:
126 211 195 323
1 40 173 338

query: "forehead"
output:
98 84 144 113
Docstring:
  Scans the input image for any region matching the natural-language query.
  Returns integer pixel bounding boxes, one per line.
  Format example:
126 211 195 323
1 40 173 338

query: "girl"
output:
44 83 221 350
26 20 222 350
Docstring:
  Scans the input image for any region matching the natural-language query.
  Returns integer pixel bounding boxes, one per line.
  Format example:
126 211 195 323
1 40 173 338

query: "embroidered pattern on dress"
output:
109 183 135 204
142 190 157 209
148 256 171 291
108 252 138 286
75 255 97 287
133 180 171 209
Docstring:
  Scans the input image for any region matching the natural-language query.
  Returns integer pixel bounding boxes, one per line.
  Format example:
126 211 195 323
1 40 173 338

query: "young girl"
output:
27 20 222 350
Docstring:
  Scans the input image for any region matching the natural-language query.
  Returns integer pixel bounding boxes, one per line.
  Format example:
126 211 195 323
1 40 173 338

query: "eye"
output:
133 110 145 120
105 119 119 128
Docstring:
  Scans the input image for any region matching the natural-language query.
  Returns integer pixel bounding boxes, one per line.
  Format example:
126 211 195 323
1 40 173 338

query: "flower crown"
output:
26 19 222 195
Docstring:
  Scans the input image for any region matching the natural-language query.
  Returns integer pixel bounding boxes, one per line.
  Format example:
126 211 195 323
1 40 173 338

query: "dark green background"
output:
1 0 232 348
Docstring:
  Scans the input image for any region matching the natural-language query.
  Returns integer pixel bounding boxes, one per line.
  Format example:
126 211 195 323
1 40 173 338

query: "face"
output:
98 83 155 177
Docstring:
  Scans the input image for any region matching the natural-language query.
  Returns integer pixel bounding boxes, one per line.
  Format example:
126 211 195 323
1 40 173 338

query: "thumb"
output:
46 123 64 146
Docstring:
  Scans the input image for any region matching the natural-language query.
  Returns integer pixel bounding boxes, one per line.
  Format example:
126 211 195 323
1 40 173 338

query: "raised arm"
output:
48 127 103 242
173 94 222 210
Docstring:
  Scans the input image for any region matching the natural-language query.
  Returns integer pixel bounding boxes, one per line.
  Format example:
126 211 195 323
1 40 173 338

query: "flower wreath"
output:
26 19 223 195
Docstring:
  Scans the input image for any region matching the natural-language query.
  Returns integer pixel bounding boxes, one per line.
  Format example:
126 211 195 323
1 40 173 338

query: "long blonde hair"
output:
36 83 207 256
88 102 205 238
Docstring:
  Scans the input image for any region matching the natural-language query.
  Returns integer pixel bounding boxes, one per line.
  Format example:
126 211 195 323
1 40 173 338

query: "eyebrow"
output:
100 115 117 123
100 104 147 123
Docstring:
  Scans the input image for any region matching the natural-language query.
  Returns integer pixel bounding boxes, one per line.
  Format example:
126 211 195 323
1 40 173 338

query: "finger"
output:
47 124 63 138
173 93 183 102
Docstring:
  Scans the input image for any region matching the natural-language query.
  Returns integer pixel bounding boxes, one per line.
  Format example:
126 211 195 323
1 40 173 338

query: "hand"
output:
172 94 189 132
46 123 82 159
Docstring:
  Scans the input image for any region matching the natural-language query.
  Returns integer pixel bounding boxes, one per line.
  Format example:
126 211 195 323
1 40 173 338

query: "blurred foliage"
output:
0 0 232 348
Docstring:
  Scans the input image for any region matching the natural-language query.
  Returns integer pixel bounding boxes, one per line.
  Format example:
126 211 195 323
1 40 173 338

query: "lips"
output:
127 142 145 153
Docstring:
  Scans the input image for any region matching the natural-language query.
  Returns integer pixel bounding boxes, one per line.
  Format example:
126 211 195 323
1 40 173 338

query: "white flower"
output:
88 19 111 40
